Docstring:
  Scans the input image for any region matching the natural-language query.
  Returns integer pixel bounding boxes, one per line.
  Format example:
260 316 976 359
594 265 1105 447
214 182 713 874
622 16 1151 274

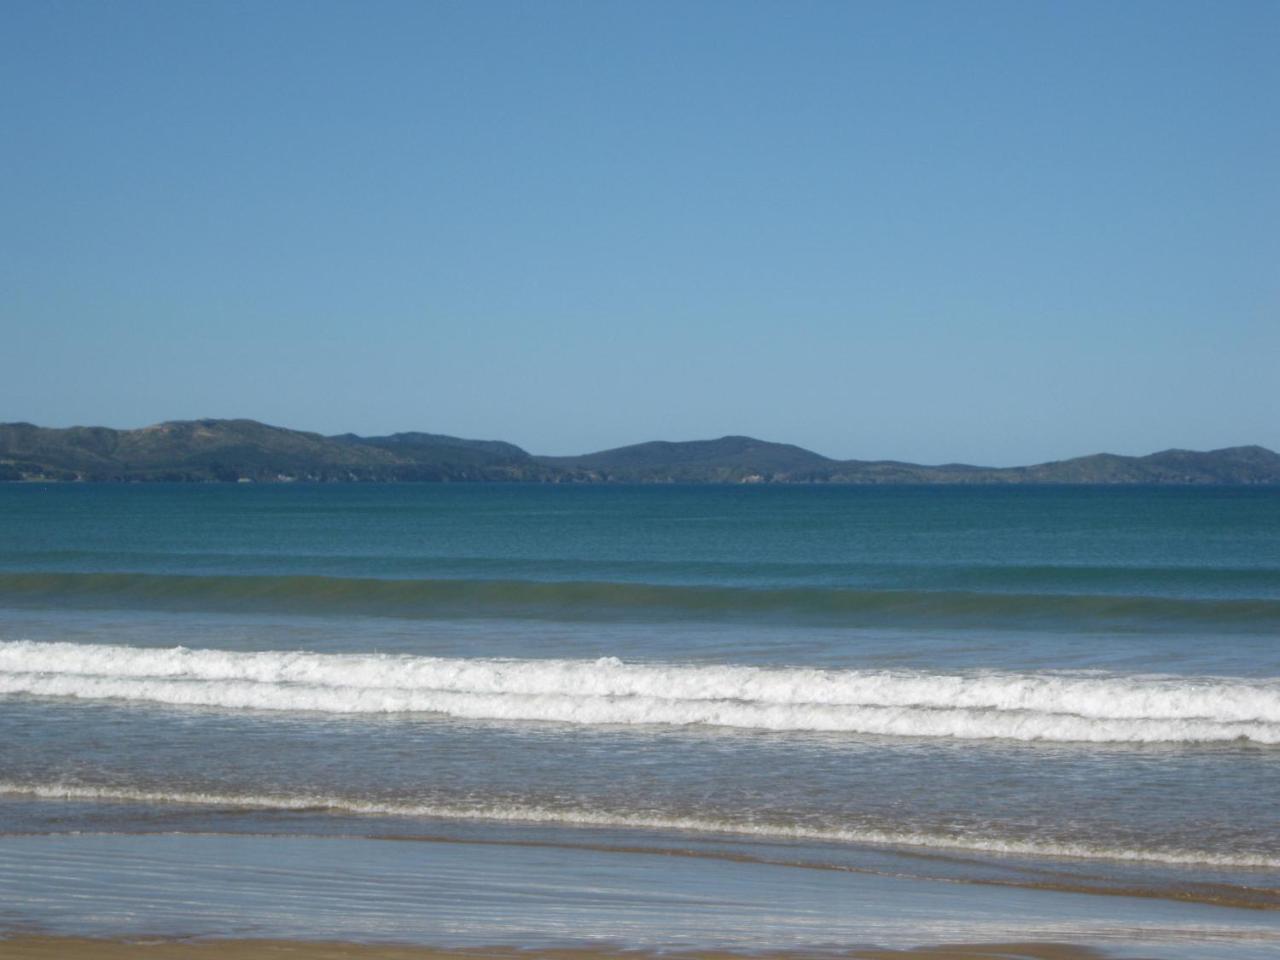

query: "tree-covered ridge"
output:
0 420 553 483
2 419 1278 484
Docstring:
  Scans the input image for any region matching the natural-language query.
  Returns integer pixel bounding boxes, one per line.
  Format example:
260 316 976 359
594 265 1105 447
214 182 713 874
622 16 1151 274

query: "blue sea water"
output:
1 483 1278 955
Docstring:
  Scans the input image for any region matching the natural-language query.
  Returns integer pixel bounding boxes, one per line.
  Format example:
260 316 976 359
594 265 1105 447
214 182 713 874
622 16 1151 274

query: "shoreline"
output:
4 832 1279 960
0 938 1143 960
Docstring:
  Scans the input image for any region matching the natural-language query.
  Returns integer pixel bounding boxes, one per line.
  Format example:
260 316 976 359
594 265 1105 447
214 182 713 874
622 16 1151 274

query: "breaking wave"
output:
3 641 1278 744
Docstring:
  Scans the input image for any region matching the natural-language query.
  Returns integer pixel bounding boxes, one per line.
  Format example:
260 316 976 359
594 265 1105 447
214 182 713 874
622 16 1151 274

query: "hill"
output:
1016 446 1280 485
537 436 833 482
0 420 552 482
808 446 1280 486
332 431 534 472
2 420 1277 484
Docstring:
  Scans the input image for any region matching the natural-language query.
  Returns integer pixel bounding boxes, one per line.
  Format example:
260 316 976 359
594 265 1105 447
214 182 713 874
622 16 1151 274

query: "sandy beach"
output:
5 488 1279 960
0 938 1136 960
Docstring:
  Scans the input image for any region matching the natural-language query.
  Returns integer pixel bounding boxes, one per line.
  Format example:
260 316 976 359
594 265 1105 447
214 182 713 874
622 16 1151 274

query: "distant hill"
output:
541 439 1280 485
0 420 553 482
537 436 834 483
1014 446 1280 485
332 431 533 471
2 419 1277 484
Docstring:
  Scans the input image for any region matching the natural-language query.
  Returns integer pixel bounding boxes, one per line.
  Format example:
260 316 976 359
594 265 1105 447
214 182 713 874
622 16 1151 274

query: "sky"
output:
2 0 1276 465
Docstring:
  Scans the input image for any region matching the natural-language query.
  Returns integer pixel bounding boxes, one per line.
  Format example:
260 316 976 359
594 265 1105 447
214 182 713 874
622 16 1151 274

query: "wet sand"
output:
0 937 1139 960
4 832 1275 959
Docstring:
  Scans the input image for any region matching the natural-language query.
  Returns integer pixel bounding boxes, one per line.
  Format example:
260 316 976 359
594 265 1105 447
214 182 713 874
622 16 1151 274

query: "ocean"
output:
2 483 1278 957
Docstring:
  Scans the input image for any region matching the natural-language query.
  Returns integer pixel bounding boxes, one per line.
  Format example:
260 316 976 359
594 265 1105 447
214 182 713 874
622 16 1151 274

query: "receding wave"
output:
4 781 1276 869
4 641 1279 744
1 571 1278 628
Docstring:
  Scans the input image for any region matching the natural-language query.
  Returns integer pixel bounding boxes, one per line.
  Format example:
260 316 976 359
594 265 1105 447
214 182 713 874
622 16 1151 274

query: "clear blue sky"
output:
3 0 1276 465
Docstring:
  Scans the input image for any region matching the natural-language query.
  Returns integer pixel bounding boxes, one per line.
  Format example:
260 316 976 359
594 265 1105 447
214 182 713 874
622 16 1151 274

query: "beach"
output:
2 483 1278 958
6 826 1280 957
9 0 1277 951
0 942 1210 960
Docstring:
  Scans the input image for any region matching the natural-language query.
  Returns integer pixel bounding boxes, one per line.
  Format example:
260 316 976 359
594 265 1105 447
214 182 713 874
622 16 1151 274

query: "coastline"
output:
4 831 1278 960
4 486 1278 960
0 937 1139 960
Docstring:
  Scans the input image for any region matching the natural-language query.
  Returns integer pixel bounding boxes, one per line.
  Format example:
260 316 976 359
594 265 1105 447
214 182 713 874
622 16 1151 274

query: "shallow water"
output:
5 833 1280 958
2 484 1278 953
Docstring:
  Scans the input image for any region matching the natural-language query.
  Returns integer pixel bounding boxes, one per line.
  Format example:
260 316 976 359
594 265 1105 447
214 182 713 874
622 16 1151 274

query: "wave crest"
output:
3 641 1279 744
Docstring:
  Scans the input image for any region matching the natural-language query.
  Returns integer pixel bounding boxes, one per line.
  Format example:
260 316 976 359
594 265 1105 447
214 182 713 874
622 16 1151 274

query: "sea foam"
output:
3 780 1277 869
3 640 1278 744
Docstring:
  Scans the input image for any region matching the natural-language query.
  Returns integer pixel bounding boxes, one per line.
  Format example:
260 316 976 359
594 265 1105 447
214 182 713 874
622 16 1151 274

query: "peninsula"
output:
2 419 1277 485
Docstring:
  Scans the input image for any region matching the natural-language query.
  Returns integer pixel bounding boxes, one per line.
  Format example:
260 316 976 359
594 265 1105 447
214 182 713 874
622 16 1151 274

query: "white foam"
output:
4 781 1277 869
3 640 1279 744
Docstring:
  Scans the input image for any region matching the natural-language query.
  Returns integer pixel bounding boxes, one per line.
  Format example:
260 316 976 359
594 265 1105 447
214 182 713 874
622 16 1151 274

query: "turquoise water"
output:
4 484 1278 593
2 483 1279 953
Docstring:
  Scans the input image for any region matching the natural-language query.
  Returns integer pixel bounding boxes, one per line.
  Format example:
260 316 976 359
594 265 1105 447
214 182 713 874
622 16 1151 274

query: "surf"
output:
4 641 1278 744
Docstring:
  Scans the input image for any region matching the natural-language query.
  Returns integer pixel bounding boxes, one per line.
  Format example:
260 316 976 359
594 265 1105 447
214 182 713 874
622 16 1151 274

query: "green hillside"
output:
0 420 550 482
2 420 1277 484
537 436 833 482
